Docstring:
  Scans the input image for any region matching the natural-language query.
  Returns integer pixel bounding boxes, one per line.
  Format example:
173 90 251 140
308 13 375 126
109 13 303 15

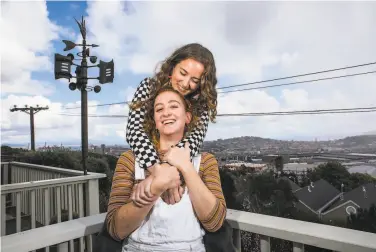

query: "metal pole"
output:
30 107 35 151
81 38 88 176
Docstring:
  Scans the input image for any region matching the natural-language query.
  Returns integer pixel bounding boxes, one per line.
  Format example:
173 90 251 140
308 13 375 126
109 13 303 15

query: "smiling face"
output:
154 91 192 138
170 58 205 96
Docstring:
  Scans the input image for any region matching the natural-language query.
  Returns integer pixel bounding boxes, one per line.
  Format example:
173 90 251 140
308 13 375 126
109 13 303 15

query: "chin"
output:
160 127 184 137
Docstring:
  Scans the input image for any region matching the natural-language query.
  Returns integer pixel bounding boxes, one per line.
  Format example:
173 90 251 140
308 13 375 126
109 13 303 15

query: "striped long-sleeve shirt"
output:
106 150 227 241
125 78 210 169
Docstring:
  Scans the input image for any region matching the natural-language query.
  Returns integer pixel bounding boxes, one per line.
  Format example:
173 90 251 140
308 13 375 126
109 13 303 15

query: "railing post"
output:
1 163 9 185
85 179 100 252
293 242 305 252
1 194 6 236
233 229 241 252
260 235 271 252
85 179 100 216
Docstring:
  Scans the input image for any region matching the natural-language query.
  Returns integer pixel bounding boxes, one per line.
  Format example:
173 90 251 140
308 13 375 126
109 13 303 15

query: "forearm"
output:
177 110 209 158
125 78 160 169
181 164 218 220
114 201 155 240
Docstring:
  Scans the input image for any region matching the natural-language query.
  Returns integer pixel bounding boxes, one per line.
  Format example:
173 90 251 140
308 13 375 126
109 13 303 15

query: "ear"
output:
185 111 192 125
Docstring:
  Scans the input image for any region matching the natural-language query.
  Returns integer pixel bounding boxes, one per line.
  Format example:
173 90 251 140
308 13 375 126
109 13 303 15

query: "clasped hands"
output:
131 142 191 207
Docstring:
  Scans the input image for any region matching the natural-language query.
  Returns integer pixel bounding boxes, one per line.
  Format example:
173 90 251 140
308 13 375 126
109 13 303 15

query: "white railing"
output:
1 162 106 239
2 209 376 252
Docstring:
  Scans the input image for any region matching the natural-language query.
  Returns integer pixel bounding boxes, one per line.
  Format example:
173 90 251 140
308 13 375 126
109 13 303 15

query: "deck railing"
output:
1 162 106 239
2 209 376 252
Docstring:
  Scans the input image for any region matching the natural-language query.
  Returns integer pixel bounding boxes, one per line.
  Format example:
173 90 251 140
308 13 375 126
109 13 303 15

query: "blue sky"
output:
2 1 376 147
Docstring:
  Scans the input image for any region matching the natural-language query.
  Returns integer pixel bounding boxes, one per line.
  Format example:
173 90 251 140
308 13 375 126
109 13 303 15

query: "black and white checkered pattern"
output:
126 77 209 169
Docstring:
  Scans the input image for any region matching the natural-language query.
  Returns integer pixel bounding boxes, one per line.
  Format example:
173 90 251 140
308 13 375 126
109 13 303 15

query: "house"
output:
293 179 341 217
279 176 301 192
321 182 376 224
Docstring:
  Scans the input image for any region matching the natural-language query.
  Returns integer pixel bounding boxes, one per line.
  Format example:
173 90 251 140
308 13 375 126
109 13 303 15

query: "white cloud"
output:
1 94 126 145
2 1 376 144
84 1 376 140
0 1 66 96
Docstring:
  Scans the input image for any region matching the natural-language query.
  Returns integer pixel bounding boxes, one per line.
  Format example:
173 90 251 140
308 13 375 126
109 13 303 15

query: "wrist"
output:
150 178 166 196
179 161 194 176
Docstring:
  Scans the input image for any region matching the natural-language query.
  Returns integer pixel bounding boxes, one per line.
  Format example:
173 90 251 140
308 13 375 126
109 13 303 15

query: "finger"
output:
135 184 149 206
173 188 181 203
184 141 190 150
138 183 154 205
168 189 176 205
132 184 138 200
162 192 170 204
178 186 184 197
144 178 154 198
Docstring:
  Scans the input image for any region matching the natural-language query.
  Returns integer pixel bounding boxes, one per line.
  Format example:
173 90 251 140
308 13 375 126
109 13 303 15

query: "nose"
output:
162 107 171 117
181 78 189 89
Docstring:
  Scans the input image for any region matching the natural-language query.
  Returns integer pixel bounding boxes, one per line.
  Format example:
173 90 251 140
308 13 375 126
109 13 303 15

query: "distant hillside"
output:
338 135 376 146
202 134 376 152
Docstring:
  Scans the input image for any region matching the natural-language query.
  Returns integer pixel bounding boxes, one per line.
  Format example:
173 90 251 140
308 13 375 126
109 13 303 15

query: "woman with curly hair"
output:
126 43 218 203
107 87 226 251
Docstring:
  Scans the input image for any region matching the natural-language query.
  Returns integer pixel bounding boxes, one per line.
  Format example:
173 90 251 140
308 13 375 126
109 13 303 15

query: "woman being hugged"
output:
126 43 218 184
107 87 226 251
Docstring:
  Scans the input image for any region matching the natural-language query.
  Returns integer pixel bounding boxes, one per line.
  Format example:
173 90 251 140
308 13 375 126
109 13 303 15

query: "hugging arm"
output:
180 153 227 232
176 109 210 158
126 78 160 169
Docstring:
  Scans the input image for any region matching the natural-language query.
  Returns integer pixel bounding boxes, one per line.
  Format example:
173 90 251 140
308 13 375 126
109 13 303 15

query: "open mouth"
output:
162 119 175 125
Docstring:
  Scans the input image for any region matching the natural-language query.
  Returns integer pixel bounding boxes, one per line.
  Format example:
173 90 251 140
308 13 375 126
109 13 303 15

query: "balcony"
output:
1 161 106 237
1 161 376 252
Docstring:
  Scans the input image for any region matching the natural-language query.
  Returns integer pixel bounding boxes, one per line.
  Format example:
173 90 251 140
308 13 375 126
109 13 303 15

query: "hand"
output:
131 176 159 208
161 186 185 205
164 142 191 172
151 163 181 195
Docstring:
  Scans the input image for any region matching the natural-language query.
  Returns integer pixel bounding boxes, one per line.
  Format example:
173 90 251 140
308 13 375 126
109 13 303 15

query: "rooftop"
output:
294 179 341 212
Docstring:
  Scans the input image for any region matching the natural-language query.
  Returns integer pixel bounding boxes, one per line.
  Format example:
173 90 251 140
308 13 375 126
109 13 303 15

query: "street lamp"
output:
54 16 115 176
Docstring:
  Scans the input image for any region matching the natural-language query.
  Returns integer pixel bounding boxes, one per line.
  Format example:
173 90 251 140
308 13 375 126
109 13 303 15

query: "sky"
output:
1 0 376 147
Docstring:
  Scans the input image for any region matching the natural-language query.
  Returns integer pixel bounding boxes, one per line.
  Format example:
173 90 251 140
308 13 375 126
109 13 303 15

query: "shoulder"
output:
200 152 217 164
117 150 136 173
199 152 219 173
140 77 152 85
120 150 135 161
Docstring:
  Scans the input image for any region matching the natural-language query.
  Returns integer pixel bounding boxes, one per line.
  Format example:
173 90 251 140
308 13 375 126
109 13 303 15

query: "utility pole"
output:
54 16 114 175
9 105 49 151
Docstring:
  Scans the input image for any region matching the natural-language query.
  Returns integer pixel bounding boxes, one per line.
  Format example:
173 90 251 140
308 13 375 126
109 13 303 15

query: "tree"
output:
306 162 352 191
347 204 376 233
233 171 298 252
275 156 284 172
304 162 376 192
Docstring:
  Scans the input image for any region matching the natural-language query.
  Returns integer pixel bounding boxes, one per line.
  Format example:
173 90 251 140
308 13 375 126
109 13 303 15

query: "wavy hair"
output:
147 43 218 122
141 86 201 148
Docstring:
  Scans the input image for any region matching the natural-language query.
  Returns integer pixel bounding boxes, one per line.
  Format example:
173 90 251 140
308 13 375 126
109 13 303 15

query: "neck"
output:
159 133 183 152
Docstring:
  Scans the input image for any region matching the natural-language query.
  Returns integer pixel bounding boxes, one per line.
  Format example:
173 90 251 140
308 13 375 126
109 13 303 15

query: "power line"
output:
218 71 376 94
217 61 376 90
61 70 376 110
63 101 129 110
57 106 376 118
61 63 376 110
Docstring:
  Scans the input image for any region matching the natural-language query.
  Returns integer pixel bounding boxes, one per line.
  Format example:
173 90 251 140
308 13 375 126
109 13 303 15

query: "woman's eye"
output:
156 108 162 112
180 71 186 76
171 105 178 109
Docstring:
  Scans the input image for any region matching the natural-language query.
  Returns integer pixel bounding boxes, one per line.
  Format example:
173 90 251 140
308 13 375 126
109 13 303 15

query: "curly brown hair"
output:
145 43 218 123
140 86 200 148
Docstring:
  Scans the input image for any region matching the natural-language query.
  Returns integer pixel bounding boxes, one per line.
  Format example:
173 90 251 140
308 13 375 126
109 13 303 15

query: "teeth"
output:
163 120 175 125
